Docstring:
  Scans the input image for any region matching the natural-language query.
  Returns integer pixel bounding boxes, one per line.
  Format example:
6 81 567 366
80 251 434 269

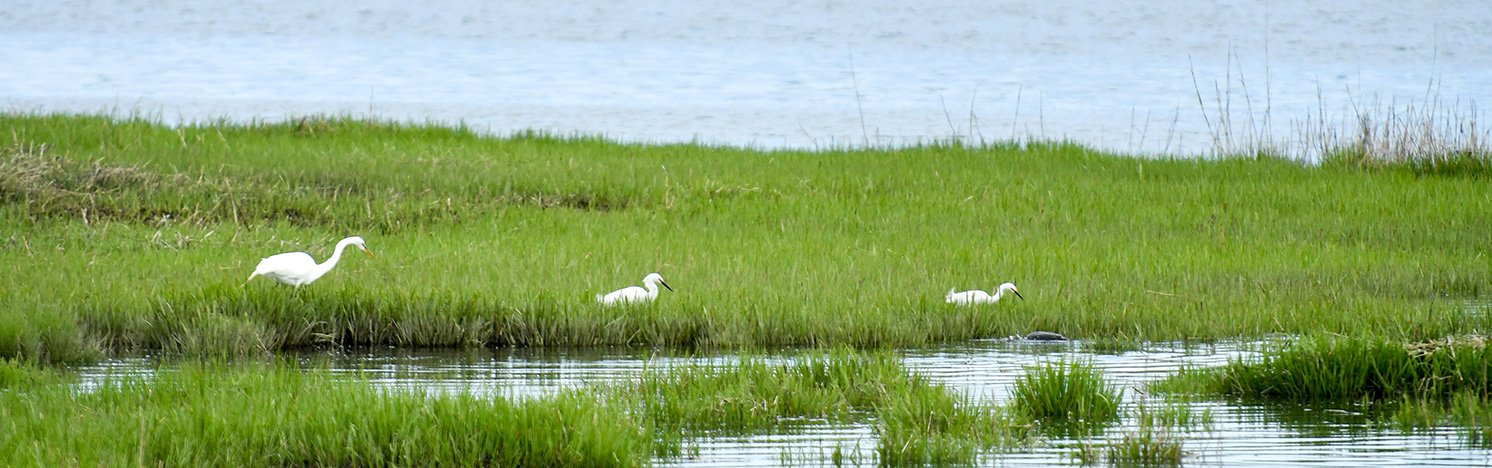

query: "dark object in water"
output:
1024 331 1069 341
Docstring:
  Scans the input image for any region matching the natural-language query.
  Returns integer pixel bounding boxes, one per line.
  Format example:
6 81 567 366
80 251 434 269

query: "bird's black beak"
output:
1014 290 1025 300
660 280 674 292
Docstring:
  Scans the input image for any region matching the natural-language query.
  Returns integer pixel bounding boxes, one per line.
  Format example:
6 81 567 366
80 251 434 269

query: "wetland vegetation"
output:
1 112 1490 465
0 350 1031 467
2 113 1488 362
0 358 654 467
1155 335 1492 453
1010 360 1122 434
1164 335 1491 402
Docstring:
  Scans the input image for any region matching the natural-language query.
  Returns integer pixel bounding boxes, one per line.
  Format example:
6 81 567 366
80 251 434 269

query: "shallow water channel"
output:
77 340 1492 467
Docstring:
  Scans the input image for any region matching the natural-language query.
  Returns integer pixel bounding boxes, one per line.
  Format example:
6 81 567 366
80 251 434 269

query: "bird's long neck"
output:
993 285 1012 301
310 239 354 282
643 279 659 298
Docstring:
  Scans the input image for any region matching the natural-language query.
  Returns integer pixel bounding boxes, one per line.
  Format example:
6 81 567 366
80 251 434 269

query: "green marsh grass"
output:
1194 336 1491 401
0 350 1028 467
1074 397 1204 466
606 349 1027 466
1080 336 1145 355
0 363 653 468
3 113 1491 361
1156 335 1492 448
0 358 65 388
1391 391 1492 448
1010 360 1122 435
618 351 907 434
1099 401 1198 467
875 388 1026 466
1088 428 1184 467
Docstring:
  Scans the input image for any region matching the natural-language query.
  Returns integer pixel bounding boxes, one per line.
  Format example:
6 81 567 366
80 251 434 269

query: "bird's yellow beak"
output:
363 247 375 258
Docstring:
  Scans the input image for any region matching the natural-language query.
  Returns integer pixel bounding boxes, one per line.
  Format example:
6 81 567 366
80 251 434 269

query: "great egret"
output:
946 282 1023 305
246 236 374 288
597 272 673 305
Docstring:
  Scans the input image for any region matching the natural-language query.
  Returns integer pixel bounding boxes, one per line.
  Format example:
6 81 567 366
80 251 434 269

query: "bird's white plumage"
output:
946 282 1023 305
247 236 374 288
597 272 673 305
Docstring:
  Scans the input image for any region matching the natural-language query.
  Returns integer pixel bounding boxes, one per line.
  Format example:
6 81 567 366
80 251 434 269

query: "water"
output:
4 1 1491 156
76 341 1492 467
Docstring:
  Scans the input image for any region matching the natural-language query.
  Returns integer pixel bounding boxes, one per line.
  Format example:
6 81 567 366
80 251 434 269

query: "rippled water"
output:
4 1 1491 155
76 341 1492 466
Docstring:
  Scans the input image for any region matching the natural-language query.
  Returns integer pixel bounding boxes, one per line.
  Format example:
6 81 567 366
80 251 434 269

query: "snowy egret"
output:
597 272 673 305
245 236 374 288
946 282 1023 305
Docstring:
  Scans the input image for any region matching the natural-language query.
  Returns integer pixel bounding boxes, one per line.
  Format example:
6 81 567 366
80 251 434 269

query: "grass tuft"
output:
1010 360 1122 435
1390 391 1492 448
603 349 1028 466
1201 336 1492 401
1091 428 1184 467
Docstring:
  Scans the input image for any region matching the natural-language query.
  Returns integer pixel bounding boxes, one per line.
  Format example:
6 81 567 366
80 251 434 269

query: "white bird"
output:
246 236 374 288
597 272 674 305
946 282 1024 305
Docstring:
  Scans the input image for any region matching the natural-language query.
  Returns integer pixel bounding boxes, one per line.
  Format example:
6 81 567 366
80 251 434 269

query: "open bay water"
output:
3 0 1491 156
76 341 1492 466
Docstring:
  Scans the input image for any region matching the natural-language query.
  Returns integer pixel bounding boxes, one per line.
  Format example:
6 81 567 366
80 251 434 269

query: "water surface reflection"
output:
77 340 1492 466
